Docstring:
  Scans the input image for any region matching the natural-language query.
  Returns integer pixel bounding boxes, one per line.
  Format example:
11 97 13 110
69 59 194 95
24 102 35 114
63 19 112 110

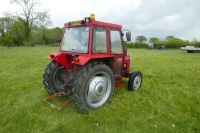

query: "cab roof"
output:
64 19 122 29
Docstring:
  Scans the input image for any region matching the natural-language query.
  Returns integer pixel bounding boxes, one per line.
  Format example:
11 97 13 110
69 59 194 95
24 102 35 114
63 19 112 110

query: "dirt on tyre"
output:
72 62 115 113
43 61 67 94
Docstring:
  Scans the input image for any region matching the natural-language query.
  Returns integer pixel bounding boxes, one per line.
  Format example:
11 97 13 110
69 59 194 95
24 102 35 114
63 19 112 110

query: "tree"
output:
35 11 52 45
12 17 26 45
149 37 159 43
0 16 15 47
190 38 199 47
10 0 40 46
45 27 63 44
136 35 147 43
166 35 175 41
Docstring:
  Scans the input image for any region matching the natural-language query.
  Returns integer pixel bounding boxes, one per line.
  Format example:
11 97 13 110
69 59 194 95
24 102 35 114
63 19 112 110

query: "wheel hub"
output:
95 83 105 95
54 67 67 91
88 76 108 103
133 76 141 89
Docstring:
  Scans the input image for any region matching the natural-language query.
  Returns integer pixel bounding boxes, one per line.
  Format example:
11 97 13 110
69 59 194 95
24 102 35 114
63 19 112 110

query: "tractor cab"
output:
56 14 131 78
43 14 142 113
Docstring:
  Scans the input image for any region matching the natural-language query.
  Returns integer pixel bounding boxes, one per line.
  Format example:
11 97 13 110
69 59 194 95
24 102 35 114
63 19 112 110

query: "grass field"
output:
0 46 199 133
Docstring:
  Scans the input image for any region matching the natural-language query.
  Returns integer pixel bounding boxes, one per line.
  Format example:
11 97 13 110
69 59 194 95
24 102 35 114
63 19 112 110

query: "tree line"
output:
125 35 199 49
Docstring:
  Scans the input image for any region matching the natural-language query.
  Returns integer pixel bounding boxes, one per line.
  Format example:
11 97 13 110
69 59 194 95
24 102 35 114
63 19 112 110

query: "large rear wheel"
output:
72 62 115 113
43 61 67 94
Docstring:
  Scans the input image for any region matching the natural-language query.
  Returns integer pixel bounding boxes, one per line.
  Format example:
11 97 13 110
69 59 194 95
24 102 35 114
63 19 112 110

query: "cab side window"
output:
92 26 107 53
110 30 123 54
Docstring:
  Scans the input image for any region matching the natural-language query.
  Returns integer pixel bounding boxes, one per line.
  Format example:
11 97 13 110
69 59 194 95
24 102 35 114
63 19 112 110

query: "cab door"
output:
109 29 125 79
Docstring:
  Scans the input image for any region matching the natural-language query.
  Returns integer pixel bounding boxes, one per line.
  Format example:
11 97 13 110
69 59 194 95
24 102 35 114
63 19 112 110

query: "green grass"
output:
0 46 199 133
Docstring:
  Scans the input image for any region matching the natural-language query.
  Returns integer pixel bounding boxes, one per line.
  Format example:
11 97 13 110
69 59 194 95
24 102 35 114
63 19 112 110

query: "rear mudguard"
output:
48 52 70 72
48 52 68 66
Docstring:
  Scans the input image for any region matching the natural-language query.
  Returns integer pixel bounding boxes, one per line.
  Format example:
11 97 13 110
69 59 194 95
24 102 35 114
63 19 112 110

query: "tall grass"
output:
0 46 199 132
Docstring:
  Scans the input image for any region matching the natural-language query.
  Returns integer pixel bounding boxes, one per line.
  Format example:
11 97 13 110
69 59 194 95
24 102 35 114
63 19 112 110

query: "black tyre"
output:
72 62 115 113
128 71 142 91
43 61 67 94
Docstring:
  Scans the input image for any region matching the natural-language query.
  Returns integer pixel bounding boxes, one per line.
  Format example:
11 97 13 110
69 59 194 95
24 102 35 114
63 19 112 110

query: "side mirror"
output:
126 32 131 42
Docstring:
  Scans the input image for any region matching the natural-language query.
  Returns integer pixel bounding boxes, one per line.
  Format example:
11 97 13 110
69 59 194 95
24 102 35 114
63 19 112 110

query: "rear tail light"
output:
50 54 55 58
74 58 79 63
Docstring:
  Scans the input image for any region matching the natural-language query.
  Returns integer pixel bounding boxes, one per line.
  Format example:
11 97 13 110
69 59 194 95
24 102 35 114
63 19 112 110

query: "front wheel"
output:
72 62 115 113
128 71 142 91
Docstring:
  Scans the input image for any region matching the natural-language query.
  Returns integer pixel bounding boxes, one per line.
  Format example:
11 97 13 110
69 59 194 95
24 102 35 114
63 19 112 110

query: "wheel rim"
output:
133 75 142 90
54 67 66 89
87 72 111 108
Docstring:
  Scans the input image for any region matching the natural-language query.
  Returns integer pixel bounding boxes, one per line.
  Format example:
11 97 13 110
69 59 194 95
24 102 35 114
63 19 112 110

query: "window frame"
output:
92 26 108 54
110 29 124 54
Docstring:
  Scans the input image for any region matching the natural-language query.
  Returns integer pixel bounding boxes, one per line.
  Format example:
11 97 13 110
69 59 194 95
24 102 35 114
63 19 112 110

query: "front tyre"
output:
43 61 67 94
128 71 142 91
72 62 115 113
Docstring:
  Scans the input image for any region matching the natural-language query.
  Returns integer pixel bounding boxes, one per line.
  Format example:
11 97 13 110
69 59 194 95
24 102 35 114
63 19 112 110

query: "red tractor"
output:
43 14 142 113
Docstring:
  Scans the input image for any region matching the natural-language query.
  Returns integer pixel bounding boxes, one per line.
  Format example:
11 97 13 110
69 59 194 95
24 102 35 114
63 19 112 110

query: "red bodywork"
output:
48 19 131 82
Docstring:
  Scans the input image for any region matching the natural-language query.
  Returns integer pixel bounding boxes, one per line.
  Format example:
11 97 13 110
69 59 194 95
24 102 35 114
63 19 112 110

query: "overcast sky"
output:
0 0 200 41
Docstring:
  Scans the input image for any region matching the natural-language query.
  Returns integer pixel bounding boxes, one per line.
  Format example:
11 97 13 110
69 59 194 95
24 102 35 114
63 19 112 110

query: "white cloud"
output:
0 0 200 41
